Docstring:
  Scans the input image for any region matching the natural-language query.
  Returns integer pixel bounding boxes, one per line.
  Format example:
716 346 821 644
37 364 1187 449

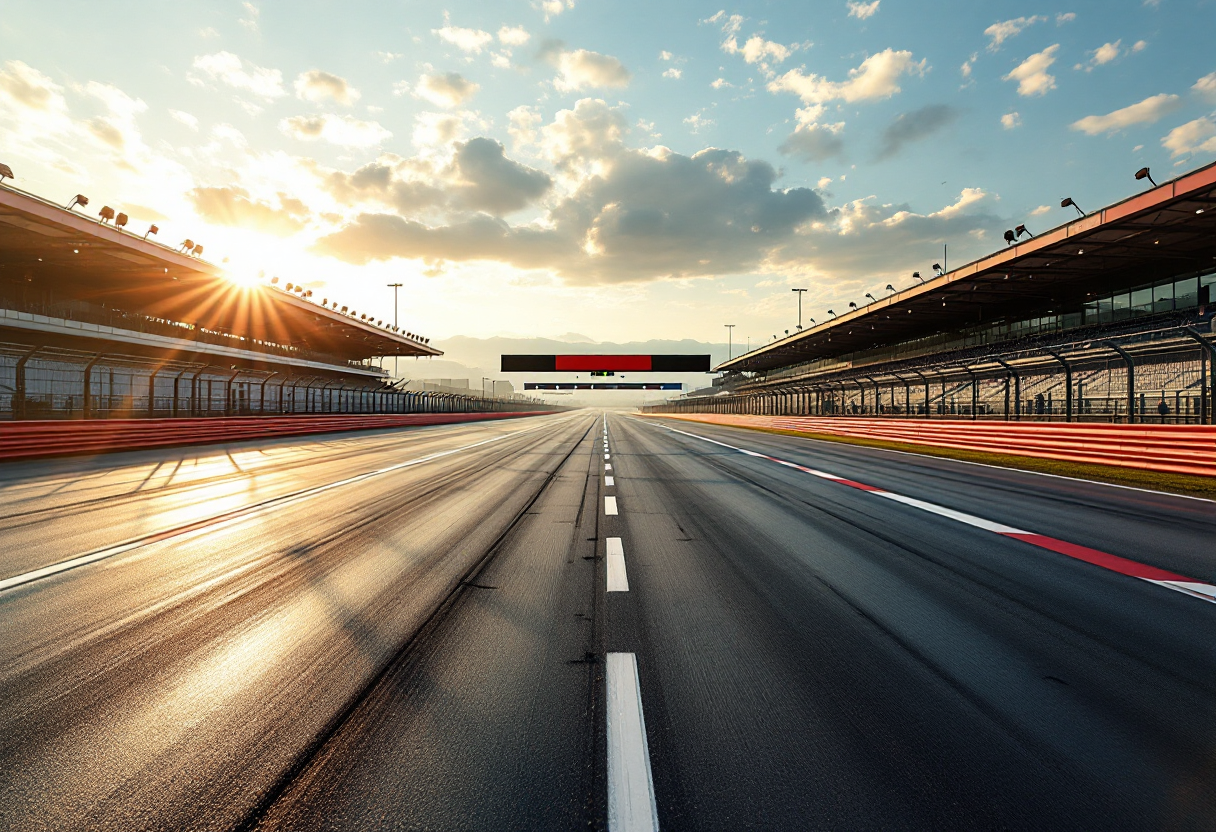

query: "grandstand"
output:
647 162 1216 424
0 169 534 419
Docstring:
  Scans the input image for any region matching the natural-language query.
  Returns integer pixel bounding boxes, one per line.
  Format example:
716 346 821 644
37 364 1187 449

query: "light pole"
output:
724 324 735 360
791 288 807 330
387 282 403 378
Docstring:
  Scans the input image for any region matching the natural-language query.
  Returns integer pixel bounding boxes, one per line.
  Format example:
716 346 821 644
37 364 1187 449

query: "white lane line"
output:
0 419 559 594
606 653 659 832
606 463 613 471
605 495 619 515
606 475 615 486
606 537 629 592
605 454 611 460
875 492 1027 534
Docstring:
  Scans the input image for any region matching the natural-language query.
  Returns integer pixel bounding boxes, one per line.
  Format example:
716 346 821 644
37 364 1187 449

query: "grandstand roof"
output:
719 160 1216 373
0 182 441 361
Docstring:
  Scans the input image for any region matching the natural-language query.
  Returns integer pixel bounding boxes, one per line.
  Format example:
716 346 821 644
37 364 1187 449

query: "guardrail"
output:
0 412 553 462
640 413 1216 478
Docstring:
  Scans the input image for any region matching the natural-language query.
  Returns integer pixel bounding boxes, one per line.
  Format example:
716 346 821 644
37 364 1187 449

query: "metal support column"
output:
82 354 105 419
13 345 41 420
991 356 1020 421
1102 342 1136 424
1044 349 1073 421
1183 327 1216 424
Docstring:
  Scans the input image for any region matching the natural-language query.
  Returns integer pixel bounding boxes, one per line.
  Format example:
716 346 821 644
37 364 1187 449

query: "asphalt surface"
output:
0 410 1213 830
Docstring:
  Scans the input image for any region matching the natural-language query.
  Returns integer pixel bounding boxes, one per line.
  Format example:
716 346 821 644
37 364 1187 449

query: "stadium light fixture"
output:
848 301 858 310
885 284 896 294
932 263 943 276
115 212 128 229
1135 167 1157 188
271 276 280 284
827 309 837 318
179 238 194 252
1015 224 1032 239
806 317 815 325
98 206 115 224
912 271 924 282
1004 229 1016 245
0 162 13 183
66 194 89 210
865 293 876 303
191 244 204 257
142 224 159 240
1061 197 1084 217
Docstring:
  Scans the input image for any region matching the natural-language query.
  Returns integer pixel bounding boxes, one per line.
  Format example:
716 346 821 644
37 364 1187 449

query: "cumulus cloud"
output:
663 68 683 79
1069 93 1182 135
279 113 391 147
508 105 544 148
779 122 845 161
960 53 977 81
768 48 926 105
538 0 576 21
498 25 530 45
723 35 791 65
876 104 958 159
191 51 284 98
411 110 484 148
294 69 359 105
547 46 631 91
1030 204 1052 215
189 186 309 236
1003 45 1059 97
238 2 260 33
847 0 880 19
410 72 480 108
1001 111 1021 129
433 14 493 53
1195 71 1216 100
985 16 1045 51
1057 12 1077 23
320 156 448 217
170 109 200 130
1162 117 1216 157
446 137 553 214
540 98 628 174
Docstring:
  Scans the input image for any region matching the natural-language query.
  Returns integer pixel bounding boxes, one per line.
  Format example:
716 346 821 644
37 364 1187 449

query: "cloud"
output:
279 113 392 147
768 48 926 105
1057 12 1077 23
548 47 631 91
433 14 493 53
169 109 200 130
188 186 309 236
320 156 448 217
1069 93 1182 135
960 53 977 80
779 122 845 161
1089 41 1121 67
1195 71 1216 100
1162 117 1216 157
374 51 403 63
411 110 484 148
446 137 553 214
294 69 359 105
711 77 733 89
1000 111 1021 129
683 111 715 132
1030 204 1052 215
540 98 628 174
239 2 260 33
410 72 480 108
1003 45 1058 97
663 68 683 79
847 0 880 19
315 145 825 284
508 105 543 148
538 0 576 21
498 25 530 46
723 35 791 65
876 104 958 158
985 16 1045 51
660 51 674 61
191 51 284 98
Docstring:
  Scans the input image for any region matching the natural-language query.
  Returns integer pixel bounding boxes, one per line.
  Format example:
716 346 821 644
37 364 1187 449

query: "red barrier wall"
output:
641 414 1216 478
0 412 553 462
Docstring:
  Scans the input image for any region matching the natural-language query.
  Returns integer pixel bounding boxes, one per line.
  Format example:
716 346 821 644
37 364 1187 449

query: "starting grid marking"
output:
649 421 1216 605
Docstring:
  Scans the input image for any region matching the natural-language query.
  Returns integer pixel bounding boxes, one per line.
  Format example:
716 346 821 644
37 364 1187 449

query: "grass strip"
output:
667 419 1216 500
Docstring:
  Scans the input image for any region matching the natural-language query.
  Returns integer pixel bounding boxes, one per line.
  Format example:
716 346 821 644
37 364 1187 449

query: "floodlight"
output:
1015 224 1031 239
115 212 128 229
1061 197 1084 217
143 224 159 240
827 309 837 318
179 238 194 252
806 317 815 325
0 162 13 182
848 301 858 309
885 284 896 293
1135 167 1157 187
912 271 924 282
341 305 348 313
1004 229 1016 245
865 293 876 302
67 194 89 210
932 263 943 276
271 276 280 284
191 243 203 256
98 206 115 223
285 282 294 291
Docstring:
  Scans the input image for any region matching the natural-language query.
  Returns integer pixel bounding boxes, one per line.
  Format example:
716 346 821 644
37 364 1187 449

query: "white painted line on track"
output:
605 495 619 515
606 537 629 592
643 419 1216 605
0 418 563 594
606 475 615 486
606 652 659 832
606 463 613 471
605 454 611 460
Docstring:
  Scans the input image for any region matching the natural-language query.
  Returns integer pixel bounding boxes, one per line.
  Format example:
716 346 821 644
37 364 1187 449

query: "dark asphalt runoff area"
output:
0 410 1213 830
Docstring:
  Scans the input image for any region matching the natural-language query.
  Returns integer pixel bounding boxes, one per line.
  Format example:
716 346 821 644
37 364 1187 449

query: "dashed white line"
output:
606 537 629 592
605 495 619 515
605 454 611 460
606 652 659 832
606 463 613 471
606 475 615 486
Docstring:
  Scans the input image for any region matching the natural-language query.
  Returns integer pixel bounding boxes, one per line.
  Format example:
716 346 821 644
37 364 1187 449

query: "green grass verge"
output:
659 417 1216 500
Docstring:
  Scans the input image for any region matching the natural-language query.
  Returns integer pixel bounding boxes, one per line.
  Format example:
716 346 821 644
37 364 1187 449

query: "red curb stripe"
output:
1001 533 1192 583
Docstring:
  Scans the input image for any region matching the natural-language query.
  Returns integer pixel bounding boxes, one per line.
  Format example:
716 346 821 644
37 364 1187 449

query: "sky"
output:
2 0 1215 350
